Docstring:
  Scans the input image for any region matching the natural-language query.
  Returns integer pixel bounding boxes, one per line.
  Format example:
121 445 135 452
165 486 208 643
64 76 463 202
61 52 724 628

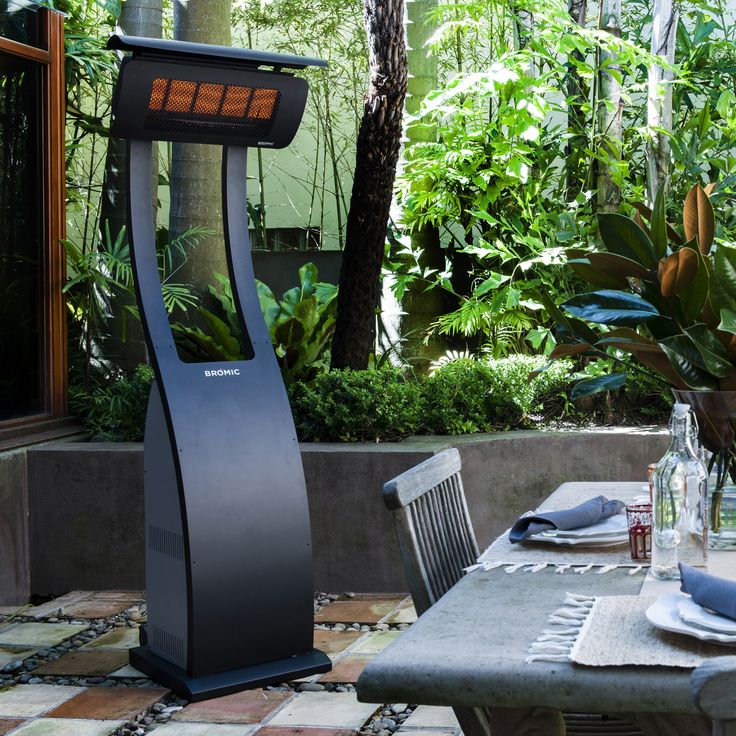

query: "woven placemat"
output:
527 593 730 667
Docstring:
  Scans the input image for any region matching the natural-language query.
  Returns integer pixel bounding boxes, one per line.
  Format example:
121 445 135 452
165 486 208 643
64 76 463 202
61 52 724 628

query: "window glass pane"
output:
0 52 43 419
0 1 39 48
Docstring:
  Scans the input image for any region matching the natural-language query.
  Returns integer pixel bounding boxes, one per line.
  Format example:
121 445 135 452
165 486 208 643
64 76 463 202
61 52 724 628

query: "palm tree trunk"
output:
399 0 448 370
647 0 678 202
595 0 623 212
100 0 162 368
170 0 231 292
330 0 408 369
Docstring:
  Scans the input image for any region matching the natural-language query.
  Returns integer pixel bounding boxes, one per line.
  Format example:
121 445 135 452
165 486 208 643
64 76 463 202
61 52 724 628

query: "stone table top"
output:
356 481 734 716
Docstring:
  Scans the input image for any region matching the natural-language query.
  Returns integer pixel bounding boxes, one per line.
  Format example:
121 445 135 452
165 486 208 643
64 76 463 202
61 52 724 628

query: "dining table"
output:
355 481 736 736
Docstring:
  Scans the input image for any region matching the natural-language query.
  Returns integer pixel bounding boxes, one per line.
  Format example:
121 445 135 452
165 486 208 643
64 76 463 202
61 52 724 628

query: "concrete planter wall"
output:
7 428 668 602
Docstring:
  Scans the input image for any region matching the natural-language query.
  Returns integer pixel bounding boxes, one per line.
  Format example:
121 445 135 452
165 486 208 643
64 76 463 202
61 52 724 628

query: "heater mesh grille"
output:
145 77 281 140
148 524 185 561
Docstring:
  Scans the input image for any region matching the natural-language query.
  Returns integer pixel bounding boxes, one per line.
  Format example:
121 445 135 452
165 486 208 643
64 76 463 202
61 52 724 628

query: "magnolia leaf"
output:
683 184 715 255
684 324 734 377
598 213 658 267
632 202 683 245
571 373 627 400
650 185 668 259
659 247 699 297
586 252 653 280
566 249 627 289
594 337 662 353
562 290 662 326
677 248 709 323
549 343 592 358
714 242 736 303
718 307 736 335
704 182 717 196
659 336 720 389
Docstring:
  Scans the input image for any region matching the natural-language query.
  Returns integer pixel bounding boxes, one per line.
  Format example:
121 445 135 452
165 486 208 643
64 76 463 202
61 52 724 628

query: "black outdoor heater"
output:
107 33 331 700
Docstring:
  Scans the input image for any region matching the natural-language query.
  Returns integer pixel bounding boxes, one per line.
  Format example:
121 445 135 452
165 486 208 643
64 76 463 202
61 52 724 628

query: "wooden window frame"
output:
0 8 69 445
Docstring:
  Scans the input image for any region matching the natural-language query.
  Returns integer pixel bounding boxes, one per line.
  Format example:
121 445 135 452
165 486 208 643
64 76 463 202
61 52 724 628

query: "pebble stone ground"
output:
0 591 461 736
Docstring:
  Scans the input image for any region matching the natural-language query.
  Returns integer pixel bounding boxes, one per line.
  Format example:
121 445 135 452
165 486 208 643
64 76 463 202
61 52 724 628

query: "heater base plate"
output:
129 645 332 701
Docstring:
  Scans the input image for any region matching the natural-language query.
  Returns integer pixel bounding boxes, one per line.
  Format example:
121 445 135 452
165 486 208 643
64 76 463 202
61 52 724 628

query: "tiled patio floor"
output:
0 592 459 736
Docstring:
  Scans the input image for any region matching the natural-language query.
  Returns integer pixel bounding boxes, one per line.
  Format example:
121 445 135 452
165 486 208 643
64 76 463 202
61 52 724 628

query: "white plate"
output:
677 596 736 635
526 535 628 547
646 592 736 646
539 514 628 539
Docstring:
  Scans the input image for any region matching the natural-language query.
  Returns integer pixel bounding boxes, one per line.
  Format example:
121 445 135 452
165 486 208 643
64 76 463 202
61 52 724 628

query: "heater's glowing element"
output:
147 77 280 123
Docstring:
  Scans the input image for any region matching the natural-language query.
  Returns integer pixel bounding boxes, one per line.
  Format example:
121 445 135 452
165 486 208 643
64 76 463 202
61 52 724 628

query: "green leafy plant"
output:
547 182 736 527
288 369 424 441
70 364 154 441
257 263 338 383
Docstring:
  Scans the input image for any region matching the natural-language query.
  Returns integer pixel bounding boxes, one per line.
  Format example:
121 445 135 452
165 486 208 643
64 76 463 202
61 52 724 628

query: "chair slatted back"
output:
383 448 479 615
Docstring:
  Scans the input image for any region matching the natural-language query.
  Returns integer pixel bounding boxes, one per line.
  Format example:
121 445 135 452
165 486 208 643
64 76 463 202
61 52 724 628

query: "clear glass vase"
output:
673 390 736 550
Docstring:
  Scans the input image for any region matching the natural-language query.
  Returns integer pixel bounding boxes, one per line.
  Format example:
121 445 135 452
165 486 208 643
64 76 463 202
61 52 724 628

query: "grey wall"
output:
23 428 669 597
0 449 30 605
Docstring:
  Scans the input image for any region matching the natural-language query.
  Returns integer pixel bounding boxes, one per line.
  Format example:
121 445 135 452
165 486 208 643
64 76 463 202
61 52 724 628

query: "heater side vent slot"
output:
149 525 184 561
150 624 185 663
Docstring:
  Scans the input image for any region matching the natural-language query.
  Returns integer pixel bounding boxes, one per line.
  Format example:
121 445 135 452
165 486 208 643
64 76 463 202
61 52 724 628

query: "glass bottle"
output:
651 403 708 579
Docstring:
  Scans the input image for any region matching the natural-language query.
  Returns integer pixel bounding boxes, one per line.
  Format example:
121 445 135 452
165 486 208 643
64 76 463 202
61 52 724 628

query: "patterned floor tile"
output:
401 706 460 728
23 592 94 620
108 664 145 679
0 685 86 718
255 728 356 736
0 647 38 669
79 628 140 651
0 720 26 735
386 601 417 625
7 718 124 735
46 686 169 720
267 692 377 729
350 631 401 655
314 597 404 625
34 650 129 677
61 601 133 619
151 724 257 735
312 630 363 655
0 624 87 648
174 689 291 724
317 656 372 684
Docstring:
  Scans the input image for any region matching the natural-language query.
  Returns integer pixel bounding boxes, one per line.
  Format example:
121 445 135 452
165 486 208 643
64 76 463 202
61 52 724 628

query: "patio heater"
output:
107 33 331 700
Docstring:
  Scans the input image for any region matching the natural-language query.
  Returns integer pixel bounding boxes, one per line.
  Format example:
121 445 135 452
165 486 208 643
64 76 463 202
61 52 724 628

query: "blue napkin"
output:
679 563 736 620
509 495 625 544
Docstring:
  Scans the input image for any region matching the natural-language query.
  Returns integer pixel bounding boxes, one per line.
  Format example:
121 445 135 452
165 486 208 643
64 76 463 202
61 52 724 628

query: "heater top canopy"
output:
108 34 326 148
108 34 328 71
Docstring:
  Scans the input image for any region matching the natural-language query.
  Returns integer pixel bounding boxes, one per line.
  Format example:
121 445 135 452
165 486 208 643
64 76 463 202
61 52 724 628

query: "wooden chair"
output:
692 656 736 735
383 448 644 736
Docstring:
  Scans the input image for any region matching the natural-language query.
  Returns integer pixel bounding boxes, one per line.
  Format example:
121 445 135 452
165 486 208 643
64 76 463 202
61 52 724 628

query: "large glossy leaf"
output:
598 213 658 267
566 249 627 289
650 185 668 259
539 291 601 345
714 243 736 303
659 247 698 297
683 184 715 255
571 373 627 400
632 202 683 245
562 290 662 326
684 324 734 377
549 343 592 358
677 248 709 323
718 307 736 335
659 336 720 389
585 252 653 280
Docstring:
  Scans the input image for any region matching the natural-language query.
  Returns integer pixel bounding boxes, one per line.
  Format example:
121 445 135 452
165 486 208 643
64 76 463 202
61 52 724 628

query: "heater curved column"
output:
126 138 330 699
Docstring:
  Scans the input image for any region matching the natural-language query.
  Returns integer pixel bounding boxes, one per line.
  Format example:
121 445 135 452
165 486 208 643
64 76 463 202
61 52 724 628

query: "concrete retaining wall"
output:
21 428 668 597
0 449 30 605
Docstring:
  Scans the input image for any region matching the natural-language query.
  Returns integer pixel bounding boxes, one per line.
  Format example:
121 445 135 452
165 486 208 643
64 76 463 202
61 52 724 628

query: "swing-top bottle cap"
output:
673 402 691 417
